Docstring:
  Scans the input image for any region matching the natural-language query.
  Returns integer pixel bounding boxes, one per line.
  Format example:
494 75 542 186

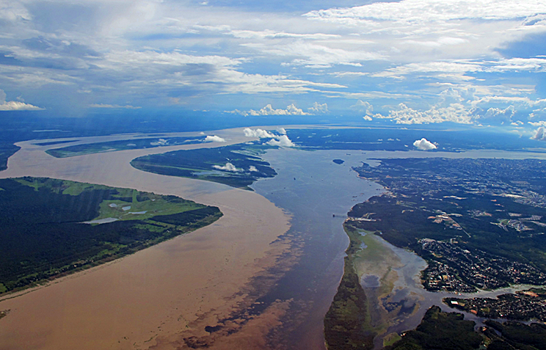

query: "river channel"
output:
251 148 382 349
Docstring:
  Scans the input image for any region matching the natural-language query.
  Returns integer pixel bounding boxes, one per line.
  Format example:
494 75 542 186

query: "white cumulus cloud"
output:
0 101 44 111
385 103 473 124
413 138 437 150
267 135 296 147
244 128 296 147
531 127 546 141
205 135 226 142
529 121 546 127
308 102 329 114
0 89 44 111
233 104 308 116
479 106 516 122
243 128 276 138
351 100 374 115
213 162 242 172
230 102 329 117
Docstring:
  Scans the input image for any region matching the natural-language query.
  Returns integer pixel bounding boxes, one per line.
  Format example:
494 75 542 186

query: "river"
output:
251 148 383 349
2 130 546 349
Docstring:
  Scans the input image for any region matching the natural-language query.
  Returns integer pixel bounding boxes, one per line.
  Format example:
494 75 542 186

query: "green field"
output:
0 177 222 294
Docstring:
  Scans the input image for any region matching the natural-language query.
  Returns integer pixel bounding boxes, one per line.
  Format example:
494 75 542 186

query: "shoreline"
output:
0 127 294 350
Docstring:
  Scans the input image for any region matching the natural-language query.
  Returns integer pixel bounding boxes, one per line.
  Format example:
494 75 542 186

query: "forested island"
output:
131 143 276 189
0 177 222 294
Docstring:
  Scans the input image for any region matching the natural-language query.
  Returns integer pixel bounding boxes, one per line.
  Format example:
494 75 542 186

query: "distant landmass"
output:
46 136 206 158
286 128 545 152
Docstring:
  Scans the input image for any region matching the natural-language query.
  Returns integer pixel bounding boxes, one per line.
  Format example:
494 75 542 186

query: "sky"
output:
1 0 546 133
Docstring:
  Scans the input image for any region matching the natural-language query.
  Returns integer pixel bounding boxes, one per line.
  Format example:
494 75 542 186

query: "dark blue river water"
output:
251 148 382 349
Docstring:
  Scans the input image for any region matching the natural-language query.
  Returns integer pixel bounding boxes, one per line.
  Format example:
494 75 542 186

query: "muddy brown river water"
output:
0 128 292 350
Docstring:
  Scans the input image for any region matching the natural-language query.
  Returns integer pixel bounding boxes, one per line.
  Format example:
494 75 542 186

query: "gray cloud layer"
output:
0 0 545 131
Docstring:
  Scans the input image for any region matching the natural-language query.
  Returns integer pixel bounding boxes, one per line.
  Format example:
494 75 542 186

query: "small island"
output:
333 159 345 165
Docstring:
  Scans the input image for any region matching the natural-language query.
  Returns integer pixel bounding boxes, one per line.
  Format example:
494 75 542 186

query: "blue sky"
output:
1 0 546 133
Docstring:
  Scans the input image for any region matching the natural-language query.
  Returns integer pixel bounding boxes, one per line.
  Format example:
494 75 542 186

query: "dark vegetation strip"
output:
34 140 77 146
46 136 206 158
0 143 20 172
